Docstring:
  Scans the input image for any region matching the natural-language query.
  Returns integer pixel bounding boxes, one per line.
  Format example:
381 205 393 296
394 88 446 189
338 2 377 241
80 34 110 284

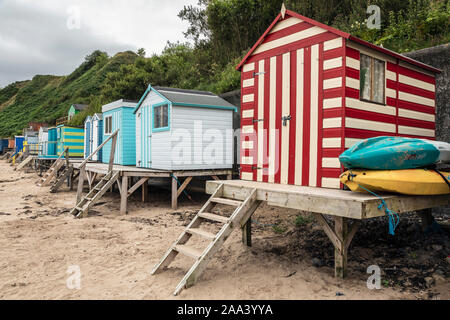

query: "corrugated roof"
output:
72 104 89 111
154 86 237 109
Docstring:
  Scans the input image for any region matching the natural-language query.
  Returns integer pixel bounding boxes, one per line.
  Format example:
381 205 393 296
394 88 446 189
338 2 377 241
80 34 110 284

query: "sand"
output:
0 160 447 300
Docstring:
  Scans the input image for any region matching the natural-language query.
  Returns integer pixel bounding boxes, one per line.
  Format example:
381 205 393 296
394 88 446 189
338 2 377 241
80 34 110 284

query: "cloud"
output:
0 0 197 87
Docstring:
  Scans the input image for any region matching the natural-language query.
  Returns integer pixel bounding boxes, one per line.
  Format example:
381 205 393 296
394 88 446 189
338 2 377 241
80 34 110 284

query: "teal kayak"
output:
339 136 450 170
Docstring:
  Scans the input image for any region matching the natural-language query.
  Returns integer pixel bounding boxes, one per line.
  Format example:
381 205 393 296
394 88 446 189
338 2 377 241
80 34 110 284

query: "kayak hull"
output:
340 169 450 196
339 136 450 170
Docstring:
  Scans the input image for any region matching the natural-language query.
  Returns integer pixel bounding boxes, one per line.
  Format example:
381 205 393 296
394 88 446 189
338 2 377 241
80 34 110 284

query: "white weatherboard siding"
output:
168 106 233 170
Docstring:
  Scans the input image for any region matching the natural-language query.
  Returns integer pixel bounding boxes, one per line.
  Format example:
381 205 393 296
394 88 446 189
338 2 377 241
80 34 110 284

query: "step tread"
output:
174 245 202 259
210 197 242 206
198 212 229 223
187 228 217 240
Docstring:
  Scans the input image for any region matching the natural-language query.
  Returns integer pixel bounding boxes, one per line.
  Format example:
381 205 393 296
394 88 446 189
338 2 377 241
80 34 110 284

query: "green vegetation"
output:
294 214 314 227
0 0 448 136
272 223 288 234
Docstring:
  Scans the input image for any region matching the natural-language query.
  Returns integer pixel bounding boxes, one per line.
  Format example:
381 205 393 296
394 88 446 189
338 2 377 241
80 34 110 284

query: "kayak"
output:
340 169 450 195
339 136 450 170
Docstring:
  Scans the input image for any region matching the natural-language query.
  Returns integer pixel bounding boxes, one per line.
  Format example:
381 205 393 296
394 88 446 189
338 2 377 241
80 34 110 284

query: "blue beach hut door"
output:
140 105 152 168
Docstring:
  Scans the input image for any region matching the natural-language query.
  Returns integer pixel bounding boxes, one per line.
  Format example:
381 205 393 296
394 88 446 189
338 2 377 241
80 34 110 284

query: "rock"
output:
446 256 450 265
432 273 446 285
312 257 323 267
432 245 443 251
424 276 435 288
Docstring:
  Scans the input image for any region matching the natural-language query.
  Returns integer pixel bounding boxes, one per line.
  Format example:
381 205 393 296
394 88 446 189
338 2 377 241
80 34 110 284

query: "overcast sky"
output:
0 0 198 87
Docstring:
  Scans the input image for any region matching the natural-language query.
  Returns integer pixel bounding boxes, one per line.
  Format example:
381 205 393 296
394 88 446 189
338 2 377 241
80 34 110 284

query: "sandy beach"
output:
0 160 448 300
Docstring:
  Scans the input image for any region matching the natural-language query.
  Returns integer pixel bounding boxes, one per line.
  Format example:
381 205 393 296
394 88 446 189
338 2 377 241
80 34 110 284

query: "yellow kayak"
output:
340 169 450 195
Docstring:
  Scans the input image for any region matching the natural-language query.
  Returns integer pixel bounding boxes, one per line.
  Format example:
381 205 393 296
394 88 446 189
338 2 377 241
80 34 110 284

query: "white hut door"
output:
92 121 99 161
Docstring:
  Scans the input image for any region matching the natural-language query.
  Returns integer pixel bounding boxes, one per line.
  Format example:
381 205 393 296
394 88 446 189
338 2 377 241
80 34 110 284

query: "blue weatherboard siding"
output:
102 107 136 166
339 136 440 170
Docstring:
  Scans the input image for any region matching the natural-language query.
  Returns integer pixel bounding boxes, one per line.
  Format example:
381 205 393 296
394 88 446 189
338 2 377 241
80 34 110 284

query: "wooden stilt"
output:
334 217 348 278
142 180 148 202
242 219 252 247
120 175 128 215
416 208 434 232
313 213 360 279
172 175 178 210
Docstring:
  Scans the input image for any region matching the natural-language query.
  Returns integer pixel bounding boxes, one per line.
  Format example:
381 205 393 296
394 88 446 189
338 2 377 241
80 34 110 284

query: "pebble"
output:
431 245 443 251
311 258 323 267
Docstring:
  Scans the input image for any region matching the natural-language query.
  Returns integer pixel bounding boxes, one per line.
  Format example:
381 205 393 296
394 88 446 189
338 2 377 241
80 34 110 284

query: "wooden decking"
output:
206 180 450 219
70 161 233 211
206 179 450 278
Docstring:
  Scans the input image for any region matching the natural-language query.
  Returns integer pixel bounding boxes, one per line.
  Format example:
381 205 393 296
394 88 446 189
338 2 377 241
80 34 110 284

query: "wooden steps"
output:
70 171 120 219
37 159 64 187
15 155 33 171
50 166 74 193
151 184 259 296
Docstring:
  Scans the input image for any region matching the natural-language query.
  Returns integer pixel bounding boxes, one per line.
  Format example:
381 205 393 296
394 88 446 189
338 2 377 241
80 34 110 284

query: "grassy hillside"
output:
0 51 138 137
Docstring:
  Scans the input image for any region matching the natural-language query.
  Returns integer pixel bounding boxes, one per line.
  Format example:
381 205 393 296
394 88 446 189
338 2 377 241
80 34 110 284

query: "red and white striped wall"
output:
240 15 437 189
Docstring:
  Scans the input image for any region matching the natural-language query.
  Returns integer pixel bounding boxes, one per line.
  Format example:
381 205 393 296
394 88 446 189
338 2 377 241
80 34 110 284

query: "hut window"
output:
153 104 169 130
360 54 385 104
104 116 113 135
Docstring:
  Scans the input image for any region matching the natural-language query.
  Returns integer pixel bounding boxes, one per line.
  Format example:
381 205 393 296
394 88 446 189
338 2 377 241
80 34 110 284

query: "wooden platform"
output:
206 180 450 220
71 161 233 211
206 179 450 278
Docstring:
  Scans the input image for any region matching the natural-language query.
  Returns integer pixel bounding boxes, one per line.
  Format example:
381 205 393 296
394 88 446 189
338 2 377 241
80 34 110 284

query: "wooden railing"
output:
76 130 119 203
56 116 68 126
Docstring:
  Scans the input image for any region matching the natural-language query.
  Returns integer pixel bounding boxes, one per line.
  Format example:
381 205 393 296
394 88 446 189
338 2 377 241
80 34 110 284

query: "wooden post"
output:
334 217 348 278
416 208 435 232
76 167 86 204
142 180 149 202
242 219 252 247
120 175 128 215
172 175 178 210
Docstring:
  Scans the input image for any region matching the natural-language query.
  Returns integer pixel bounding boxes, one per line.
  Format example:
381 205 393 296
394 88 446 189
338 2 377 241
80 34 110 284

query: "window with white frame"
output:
104 116 112 135
360 53 385 104
153 104 169 130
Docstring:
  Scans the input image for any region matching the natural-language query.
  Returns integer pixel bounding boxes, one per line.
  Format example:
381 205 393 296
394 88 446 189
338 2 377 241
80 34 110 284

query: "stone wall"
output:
403 43 450 143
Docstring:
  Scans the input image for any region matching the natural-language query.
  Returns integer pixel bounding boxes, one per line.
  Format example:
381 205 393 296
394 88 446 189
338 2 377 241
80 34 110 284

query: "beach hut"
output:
84 116 92 159
91 113 103 161
56 125 84 158
24 130 39 155
102 100 137 166
14 136 25 153
38 127 49 157
134 86 236 170
236 8 440 189
8 138 15 149
47 128 57 157
0 139 8 154
68 104 88 121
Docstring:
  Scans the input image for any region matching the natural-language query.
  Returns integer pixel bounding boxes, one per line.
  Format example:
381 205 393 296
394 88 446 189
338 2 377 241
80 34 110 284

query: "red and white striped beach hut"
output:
237 7 441 189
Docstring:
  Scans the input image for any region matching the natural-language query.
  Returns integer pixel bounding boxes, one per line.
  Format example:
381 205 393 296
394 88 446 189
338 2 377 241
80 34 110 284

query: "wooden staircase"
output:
70 171 120 219
37 159 64 187
50 165 74 193
151 184 259 296
15 155 34 171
